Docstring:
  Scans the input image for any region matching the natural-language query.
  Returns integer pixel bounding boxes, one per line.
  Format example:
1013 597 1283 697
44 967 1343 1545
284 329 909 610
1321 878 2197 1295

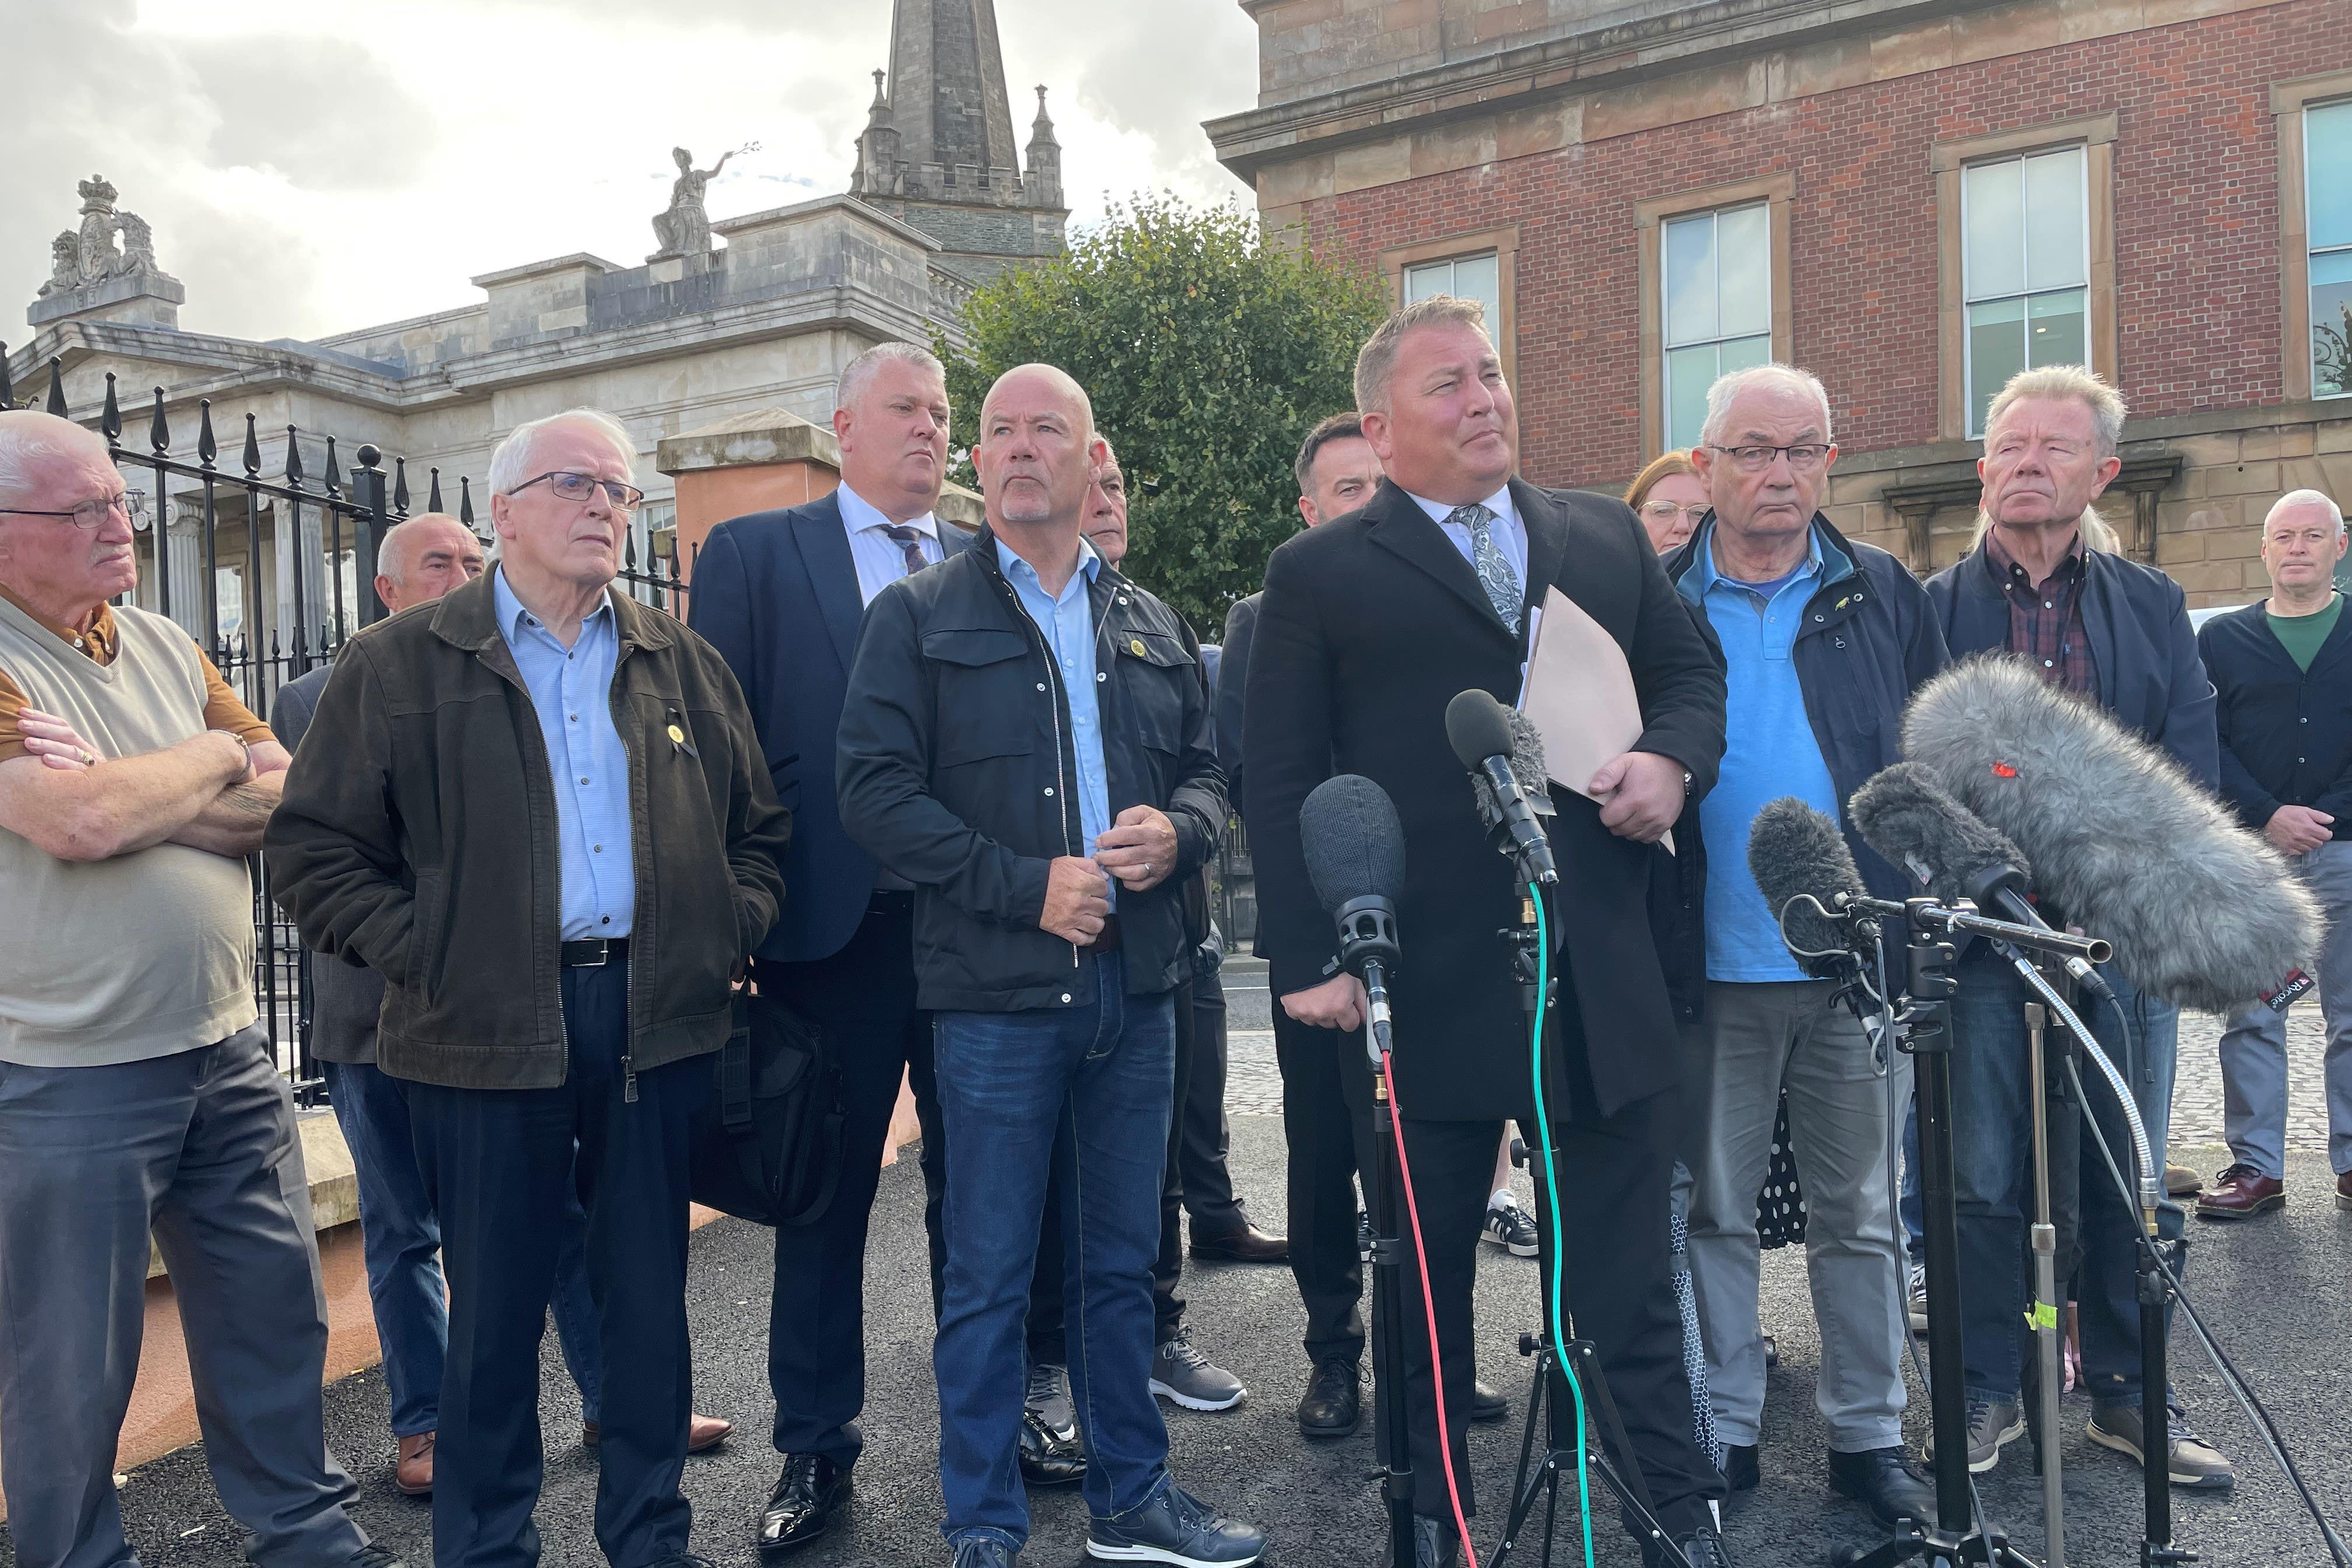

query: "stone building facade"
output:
4 0 1060 664
1205 0 2352 603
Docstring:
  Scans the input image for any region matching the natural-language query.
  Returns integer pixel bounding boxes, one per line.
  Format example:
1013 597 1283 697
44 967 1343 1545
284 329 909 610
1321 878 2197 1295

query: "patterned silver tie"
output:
1451 502 1522 625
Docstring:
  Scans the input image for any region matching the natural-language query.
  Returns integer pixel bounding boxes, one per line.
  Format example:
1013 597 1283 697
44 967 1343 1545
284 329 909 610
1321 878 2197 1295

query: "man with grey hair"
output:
1662 363 1943 1526
1924 365 2231 1487
272 513 730 1499
270 407 790 1568
2197 487 2352 1221
839 363 1253 1567
688 340 971 1555
0 410 394 1568
1248 296 1730 1567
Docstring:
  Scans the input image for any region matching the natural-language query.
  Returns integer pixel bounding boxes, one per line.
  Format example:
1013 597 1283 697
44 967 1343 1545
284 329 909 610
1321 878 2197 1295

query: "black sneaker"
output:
1481 1195 1539 1256
1087 1484 1265 1564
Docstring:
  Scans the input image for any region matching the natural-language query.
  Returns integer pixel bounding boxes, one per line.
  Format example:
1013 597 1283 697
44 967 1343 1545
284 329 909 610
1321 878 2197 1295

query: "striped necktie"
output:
882 524 929 577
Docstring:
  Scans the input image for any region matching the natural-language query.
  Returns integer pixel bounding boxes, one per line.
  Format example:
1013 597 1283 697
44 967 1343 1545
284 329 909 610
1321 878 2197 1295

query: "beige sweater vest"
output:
0 595 258 1066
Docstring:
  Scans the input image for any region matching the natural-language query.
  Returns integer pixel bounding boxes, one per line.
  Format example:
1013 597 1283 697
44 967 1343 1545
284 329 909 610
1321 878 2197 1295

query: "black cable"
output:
2069 996 2352 1568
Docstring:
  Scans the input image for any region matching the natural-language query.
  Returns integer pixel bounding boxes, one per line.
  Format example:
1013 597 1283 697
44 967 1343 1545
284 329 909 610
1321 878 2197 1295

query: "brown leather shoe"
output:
2336 1170 2351 1212
580 1414 733 1453
2195 1164 2286 1220
1189 1219 1289 1264
395 1431 433 1496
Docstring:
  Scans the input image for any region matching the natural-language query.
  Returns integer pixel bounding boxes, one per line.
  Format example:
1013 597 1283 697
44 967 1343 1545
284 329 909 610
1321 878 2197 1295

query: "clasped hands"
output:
1038 804 1179 945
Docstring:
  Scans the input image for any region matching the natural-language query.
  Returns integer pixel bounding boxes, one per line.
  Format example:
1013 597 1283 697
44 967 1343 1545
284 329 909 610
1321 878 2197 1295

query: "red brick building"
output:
1205 0 2352 600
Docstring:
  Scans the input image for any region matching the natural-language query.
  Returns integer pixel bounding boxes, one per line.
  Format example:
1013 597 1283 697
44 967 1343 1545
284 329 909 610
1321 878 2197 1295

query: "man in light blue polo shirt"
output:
1661 364 1947 1532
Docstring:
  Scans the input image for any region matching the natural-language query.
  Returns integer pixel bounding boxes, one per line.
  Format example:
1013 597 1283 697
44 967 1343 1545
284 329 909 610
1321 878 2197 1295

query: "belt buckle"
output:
576 940 607 968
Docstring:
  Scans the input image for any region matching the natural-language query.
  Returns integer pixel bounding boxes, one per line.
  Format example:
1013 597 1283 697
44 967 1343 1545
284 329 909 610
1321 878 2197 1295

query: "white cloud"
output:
0 0 1259 348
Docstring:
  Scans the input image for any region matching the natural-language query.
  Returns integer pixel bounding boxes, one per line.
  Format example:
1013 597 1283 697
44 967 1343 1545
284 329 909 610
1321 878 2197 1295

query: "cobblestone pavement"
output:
1224 960 2343 1157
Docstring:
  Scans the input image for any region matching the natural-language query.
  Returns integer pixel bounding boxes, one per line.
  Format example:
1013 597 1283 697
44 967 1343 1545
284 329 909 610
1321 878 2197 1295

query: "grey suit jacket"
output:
270 663 384 1066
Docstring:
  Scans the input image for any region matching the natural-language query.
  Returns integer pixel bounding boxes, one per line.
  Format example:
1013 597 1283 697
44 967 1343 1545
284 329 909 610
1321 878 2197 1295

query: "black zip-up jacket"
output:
2198 597 2352 839
836 525 1227 1011
1663 512 1952 921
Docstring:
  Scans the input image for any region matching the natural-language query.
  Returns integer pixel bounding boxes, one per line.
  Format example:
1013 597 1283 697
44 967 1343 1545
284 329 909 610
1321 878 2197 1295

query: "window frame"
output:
1634 174 1795 464
1380 227 1520 388
1931 114 2118 443
2273 73 2352 402
1957 144 2093 439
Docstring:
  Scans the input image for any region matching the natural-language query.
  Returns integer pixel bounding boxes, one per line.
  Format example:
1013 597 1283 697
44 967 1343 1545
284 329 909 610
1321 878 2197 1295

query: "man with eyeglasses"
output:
269 407 791 1568
0 411 398 1568
1659 363 1945 1528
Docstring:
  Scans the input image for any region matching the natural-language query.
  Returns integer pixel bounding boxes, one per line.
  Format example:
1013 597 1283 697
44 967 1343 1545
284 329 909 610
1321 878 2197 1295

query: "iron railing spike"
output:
196 400 217 466
324 437 342 496
0 342 13 409
284 425 305 487
149 388 169 454
242 413 261 477
428 467 443 512
102 373 121 442
393 456 410 516
47 359 68 416
460 475 474 525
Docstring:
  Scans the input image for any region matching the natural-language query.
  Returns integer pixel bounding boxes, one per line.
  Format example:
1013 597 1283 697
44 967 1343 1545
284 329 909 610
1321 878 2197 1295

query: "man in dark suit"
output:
1246 298 1732 1567
687 342 968 1557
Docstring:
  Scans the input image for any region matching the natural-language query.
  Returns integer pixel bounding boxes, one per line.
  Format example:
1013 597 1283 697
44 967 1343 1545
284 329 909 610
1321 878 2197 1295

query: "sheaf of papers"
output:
1518 585 1674 855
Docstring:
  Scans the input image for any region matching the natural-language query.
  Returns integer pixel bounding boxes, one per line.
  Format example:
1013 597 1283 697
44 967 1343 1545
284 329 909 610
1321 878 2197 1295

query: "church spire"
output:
876 0 1023 198
1025 86 1062 212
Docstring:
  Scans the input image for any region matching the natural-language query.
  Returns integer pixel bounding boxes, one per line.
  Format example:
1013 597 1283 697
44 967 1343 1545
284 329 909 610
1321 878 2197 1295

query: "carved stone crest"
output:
38 174 165 297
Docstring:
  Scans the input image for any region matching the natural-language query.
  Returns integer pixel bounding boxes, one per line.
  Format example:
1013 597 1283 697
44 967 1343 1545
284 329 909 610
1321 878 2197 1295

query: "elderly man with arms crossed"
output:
273 514 731 1500
0 410 395 1568
268 408 790 1568
2196 488 2352 1220
838 365 1260 1568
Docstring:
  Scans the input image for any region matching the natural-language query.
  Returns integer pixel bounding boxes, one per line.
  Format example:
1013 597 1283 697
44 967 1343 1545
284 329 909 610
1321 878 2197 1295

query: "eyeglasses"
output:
510 471 646 511
0 491 146 529
1707 443 1833 474
1641 501 1709 525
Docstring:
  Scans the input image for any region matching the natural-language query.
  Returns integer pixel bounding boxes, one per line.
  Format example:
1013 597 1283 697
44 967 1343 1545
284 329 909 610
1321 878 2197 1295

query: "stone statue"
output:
37 232 79 297
115 212 156 275
650 146 732 258
75 176 124 281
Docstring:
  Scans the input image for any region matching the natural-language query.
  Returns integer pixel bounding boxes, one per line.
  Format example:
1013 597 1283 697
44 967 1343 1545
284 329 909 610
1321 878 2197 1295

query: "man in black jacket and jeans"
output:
837 365 1259 1568
1660 364 1943 1528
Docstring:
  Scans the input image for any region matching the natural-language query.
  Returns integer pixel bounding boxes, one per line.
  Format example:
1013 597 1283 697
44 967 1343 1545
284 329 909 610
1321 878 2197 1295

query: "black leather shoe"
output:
1298 1357 1362 1438
758 1453 850 1556
1647 1522 1735 1567
1469 1377 1508 1423
1386 1514 1460 1567
1723 1442 1759 1492
1018 1363 1086 1486
949 1538 1015 1567
1088 1485 1264 1564
1189 1219 1290 1263
1828 1446 1936 1528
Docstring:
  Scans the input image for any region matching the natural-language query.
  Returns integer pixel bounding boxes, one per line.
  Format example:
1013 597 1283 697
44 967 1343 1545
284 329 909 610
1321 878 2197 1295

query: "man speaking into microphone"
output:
1246 296 1731 1567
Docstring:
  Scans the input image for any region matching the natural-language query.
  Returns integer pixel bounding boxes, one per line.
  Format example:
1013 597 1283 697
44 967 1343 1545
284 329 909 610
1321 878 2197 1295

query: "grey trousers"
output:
1683 980 1912 1451
2218 836 2352 1178
0 1023 365 1568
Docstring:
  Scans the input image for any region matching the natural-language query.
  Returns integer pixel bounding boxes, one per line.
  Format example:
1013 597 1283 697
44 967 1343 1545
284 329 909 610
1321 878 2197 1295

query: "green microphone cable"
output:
1525 884 1597 1568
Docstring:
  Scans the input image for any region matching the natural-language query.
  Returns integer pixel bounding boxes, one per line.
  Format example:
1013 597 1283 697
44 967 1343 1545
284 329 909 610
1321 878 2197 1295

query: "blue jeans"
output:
1948 950 2182 1408
931 951 1176 1553
324 1060 606 1436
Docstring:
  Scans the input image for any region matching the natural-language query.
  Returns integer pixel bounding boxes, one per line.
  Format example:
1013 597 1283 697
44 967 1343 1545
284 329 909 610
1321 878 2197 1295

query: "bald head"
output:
977 363 1105 536
376 514 487 614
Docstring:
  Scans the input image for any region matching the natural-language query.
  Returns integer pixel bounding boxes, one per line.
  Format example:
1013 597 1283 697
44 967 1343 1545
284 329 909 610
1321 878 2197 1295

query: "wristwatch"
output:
210 728 254 780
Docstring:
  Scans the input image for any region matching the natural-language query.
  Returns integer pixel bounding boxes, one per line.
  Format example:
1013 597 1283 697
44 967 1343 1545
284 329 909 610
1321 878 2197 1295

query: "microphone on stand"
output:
1446 688 1558 886
1301 774 1406 1064
1849 761 2115 1004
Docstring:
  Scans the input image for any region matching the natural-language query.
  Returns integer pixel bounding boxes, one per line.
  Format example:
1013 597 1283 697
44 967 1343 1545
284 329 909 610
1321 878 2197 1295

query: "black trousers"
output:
1340 1003 1723 1541
1178 968 1246 1229
407 961 706 1568
754 892 948 1468
1028 975 1195 1360
1276 1007 1367 1368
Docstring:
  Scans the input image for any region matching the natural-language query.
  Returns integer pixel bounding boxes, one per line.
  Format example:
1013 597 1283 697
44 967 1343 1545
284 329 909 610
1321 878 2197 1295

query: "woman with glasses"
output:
1626 450 1712 556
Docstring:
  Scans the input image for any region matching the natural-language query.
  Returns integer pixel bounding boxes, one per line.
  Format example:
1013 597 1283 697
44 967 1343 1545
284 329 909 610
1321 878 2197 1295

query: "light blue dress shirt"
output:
1409 484 1528 596
995 536 1111 901
494 568 635 940
1676 524 1843 982
835 481 943 608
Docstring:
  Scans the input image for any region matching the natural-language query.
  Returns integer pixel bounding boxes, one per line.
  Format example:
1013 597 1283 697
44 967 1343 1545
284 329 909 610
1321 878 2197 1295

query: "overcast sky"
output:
1 0 1260 347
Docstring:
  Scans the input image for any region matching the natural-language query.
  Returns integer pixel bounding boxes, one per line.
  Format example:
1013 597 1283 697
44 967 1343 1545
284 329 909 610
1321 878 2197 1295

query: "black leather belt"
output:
561 937 629 967
1078 914 1122 956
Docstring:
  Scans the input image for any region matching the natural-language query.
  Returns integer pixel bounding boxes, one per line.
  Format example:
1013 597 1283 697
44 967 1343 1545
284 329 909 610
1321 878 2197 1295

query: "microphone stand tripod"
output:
1487 884 1690 1568
2022 1000 2067 1568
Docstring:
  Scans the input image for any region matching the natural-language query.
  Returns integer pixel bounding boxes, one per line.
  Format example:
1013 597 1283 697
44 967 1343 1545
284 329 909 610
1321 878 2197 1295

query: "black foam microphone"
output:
1903 654 2320 1013
1746 796 1874 974
1471 706 1558 826
1850 761 2115 1003
1301 774 1406 1056
1446 689 1559 886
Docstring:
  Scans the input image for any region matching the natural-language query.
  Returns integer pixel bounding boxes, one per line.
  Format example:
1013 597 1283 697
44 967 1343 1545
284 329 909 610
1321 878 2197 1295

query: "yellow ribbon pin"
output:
1129 638 1146 657
667 724 685 744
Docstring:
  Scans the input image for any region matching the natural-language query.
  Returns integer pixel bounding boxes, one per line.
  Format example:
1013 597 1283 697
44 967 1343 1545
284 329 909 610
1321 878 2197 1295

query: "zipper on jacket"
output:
991 567 1082 967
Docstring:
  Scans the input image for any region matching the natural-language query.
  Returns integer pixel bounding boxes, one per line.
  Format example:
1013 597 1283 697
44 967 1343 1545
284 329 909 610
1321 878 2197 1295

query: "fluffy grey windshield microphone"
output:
1900 653 2319 1013
1471 706 1557 824
1745 796 1868 972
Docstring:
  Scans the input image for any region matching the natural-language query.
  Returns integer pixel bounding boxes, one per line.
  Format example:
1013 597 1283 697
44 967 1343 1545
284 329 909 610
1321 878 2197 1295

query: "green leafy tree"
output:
936 194 1391 632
